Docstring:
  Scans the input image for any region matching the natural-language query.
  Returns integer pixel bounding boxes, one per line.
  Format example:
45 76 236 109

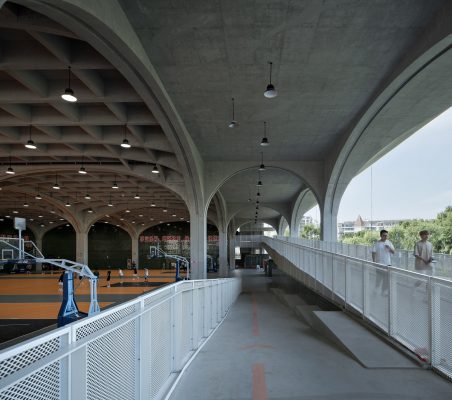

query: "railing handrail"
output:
260 235 452 380
0 277 241 400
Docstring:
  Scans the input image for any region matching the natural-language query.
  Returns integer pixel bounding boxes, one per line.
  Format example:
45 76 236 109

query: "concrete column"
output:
76 231 88 265
321 207 337 242
228 233 236 270
189 206 207 280
131 235 139 268
218 228 228 277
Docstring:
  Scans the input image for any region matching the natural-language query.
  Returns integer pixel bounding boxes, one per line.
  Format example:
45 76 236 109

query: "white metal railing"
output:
259 236 452 380
273 236 452 278
0 278 241 400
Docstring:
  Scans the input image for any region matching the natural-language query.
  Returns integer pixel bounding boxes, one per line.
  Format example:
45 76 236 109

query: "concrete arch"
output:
234 219 278 234
16 0 204 214
278 216 289 236
205 164 321 217
227 204 289 228
324 8 452 240
0 186 82 232
290 189 319 236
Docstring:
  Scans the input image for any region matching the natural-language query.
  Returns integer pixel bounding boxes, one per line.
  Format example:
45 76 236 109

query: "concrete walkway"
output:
169 269 452 400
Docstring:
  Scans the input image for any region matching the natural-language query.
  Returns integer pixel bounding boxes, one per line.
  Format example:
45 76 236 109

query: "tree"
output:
339 206 452 254
300 224 320 240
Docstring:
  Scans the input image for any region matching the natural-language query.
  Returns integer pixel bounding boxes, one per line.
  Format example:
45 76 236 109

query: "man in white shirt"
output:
372 230 395 266
372 230 395 295
414 230 433 272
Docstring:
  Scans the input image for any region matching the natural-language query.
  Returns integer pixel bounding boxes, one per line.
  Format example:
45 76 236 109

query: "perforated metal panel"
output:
391 271 430 360
86 321 137 400
333 254 346 303
431 280 452 375
76 304 137 340
0 361 61 400
178 291 193 366
0 337 60 380
365 264 389 332
150 301 172 399
346 258 364 313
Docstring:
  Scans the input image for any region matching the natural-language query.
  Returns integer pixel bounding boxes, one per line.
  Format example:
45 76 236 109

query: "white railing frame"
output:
0 278 241 400
259 235 452 380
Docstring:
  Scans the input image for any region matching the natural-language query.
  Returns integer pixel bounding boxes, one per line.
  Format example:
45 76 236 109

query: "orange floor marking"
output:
252 293 259 336
252 363 268 400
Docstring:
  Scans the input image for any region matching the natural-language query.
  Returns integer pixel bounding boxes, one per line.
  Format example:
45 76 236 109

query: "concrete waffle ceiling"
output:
0 3 187 231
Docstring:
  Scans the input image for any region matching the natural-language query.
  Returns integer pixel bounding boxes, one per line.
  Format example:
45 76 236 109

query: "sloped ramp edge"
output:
311 311 420 369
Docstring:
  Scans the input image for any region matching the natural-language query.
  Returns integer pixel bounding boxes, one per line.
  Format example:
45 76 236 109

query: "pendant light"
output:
134 191 140 199
87 208 94 213
260 121 269 146
112 176 119 189
108 194 113 207
152 164 159 174
6 156 14 175
84 193 91 200
121 125 131 148
256 170 262 187
228 97 237 128
78 159 87 174
25 125 37 149
52 173 60 189
61 66 77 102
264 61 278 98
259 151 266 171
35 188 42 200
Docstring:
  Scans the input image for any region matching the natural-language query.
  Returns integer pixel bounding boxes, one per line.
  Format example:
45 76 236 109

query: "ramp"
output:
311 311 420 369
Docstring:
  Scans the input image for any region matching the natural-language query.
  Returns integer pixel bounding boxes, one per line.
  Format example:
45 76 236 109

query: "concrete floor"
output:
169 269 452 400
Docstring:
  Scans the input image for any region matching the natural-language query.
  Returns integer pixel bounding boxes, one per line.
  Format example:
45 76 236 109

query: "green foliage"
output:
300 224 320 240
339 206 452 254
341 230 379 246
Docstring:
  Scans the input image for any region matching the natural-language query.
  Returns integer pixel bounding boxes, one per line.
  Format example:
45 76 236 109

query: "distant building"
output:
337 215 403 237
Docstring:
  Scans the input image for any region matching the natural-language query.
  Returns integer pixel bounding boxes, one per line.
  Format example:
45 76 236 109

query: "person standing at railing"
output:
372 230 395 295
414 230 433 274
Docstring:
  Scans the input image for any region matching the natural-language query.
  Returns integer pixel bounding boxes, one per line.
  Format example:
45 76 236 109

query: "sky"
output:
306 107 452 223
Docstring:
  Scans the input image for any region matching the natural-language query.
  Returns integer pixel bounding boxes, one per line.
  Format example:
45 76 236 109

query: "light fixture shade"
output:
53 183 60 189
6 167 15 175
260 137 269 146
228 120 237 128
23 203 29 207
150 202 156 207
152 165 159 174
78 166 87 174
259 163 266 171
61 87 77 102
121 138 131 148
163 208 167 213
35 194 42 200
257 180 262 186
112 182 119 189
87 208 94 213
65 202 71 207
25 140 37 150
134 194 140 199
108 202 113 207
125 209 130 213
84 194 91 200
264 84 277 98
